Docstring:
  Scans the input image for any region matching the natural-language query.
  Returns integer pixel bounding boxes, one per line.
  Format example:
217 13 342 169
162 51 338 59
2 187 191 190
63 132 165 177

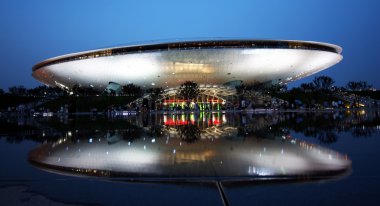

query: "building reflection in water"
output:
29 112 351 183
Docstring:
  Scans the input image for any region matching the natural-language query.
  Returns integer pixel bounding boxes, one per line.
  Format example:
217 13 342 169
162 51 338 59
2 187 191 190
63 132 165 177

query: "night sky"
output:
1 0 379 90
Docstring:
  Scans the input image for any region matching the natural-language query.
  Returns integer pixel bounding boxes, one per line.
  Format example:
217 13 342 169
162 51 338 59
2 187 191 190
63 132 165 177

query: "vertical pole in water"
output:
216 181 229 206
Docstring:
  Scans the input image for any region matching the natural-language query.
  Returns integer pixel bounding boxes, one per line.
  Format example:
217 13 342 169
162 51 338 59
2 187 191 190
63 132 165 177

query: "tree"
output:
267 83 287 95
312 76 335 92
50 86 69 96
177 81 200 107
0 88 4 96
247 81 266 92
346 81 361 91
26 86 44 97
346 81 372 91
8 86 27 96
147 87 164 101
147 87 164 110
71 84 86 96
82 86 98 96
235 84 247 96
235 84 247 108
345 81 372 108
26 85 65 97
300 82 315 92
179 123 201 143
121 83 142 98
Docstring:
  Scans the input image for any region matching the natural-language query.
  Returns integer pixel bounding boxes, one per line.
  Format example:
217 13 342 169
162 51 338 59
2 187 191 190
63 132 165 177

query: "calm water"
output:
0 111 380 205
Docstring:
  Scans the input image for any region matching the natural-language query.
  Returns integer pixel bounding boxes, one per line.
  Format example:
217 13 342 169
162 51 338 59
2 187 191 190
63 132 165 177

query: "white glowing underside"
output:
33 48 342 89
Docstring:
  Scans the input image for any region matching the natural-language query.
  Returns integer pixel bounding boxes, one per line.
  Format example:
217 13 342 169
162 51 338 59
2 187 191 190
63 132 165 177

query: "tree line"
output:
0 76 375 100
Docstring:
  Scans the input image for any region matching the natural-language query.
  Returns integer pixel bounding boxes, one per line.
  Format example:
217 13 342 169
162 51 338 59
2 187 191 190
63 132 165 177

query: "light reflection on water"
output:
26 112 357 182
3 110 380 205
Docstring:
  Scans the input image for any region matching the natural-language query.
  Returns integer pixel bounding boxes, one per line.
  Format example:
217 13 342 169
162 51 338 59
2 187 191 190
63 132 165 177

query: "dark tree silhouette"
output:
345 81 372 108
147 87 164 101
247 81 267 92
346 81 372 91
121 83 143 98
147 87 164 110
300 82 315 92
177 81 200 107
179 123 201 143
71 84 83 96
8 86 27 96
267 83 287 95
235 84 246 96
312 76 335 92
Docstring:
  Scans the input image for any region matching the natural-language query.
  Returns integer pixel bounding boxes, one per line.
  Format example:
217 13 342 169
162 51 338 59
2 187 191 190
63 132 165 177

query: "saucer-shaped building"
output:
32 39 342 106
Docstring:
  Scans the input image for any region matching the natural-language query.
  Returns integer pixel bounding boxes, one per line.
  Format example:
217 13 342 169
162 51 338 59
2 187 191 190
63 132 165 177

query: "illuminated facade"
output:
32 39 342 107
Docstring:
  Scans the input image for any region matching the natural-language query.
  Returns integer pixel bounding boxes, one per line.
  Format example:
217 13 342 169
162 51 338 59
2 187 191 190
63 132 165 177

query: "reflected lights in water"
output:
29 114 351 181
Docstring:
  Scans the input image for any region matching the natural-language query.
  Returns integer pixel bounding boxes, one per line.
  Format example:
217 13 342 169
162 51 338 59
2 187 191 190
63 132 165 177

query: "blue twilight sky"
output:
0 0 379 90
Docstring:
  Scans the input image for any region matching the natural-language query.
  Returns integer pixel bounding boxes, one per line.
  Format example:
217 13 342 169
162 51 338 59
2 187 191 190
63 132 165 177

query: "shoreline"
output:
1 107 379 117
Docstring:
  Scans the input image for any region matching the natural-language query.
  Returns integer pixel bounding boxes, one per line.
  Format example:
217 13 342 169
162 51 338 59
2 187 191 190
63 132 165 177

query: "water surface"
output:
1 110 379 205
